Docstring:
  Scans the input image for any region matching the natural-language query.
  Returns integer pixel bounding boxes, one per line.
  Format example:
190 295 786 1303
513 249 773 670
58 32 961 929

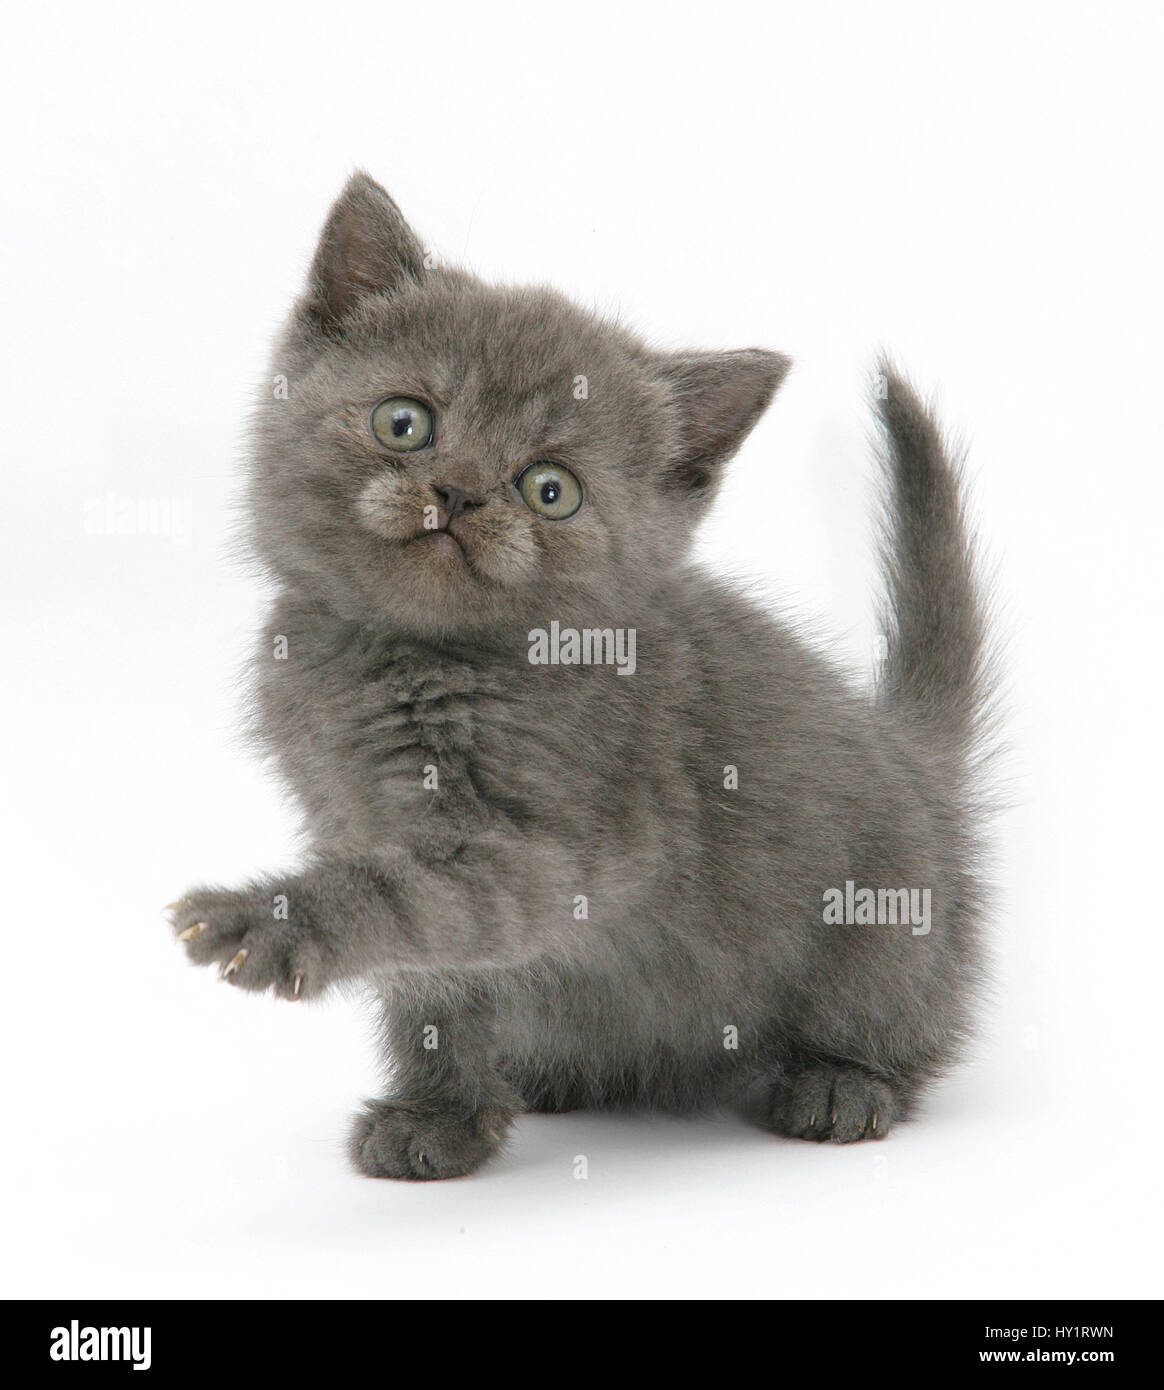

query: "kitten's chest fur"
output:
256 605 534 861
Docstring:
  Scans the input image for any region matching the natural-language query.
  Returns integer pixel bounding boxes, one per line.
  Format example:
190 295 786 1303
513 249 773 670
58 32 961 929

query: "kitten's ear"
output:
303 172 427 332
655 350 791 501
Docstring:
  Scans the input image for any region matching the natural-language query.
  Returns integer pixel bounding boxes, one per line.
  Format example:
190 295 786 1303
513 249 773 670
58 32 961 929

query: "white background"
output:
2 0 1161 1300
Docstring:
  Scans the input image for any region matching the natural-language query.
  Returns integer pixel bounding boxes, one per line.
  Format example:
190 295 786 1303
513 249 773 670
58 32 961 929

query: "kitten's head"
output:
249 172 789 637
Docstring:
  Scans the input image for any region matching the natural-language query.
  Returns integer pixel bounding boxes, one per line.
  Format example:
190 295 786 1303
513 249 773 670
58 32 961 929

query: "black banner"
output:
1 1299 1151 1377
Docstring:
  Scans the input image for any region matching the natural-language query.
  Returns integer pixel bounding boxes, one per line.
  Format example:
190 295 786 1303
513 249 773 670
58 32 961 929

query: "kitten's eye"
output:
370 396 434 452
515 462 583 520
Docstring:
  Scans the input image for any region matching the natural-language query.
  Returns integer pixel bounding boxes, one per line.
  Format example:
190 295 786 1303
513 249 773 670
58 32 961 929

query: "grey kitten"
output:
169 172 992 1179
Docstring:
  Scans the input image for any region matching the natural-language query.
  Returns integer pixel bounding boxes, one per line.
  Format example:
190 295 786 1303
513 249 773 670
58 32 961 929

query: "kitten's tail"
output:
874 359 990 762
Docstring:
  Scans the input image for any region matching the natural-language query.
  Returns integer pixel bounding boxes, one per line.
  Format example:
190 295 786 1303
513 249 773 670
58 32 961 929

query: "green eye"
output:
370 396 434 452
516 462 583 520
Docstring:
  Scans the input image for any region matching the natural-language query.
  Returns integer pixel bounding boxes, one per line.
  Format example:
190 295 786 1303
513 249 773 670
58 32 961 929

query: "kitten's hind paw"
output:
348 1099 510 1181
761 1064 897 1144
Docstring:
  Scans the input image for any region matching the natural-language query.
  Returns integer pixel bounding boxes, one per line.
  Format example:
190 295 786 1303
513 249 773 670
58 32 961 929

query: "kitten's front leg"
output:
169 834 585 997
349 987 521 1181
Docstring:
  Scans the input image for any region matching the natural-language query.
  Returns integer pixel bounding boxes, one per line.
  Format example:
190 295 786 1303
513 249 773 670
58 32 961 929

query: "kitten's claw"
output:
223 948 248 978
766 1064 896 1144
163 900 187 915
170 889 332 998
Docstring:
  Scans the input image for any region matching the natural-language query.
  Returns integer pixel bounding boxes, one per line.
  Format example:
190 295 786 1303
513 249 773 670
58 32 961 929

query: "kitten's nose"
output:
433 484 480 520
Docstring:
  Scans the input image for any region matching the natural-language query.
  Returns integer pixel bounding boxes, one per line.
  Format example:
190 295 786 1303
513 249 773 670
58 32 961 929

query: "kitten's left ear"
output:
303 171 427 332
655 349 791 501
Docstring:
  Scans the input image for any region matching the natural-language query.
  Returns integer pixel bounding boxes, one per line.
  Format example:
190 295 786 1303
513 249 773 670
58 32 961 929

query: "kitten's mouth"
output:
360 492 540 590
409 528 467 563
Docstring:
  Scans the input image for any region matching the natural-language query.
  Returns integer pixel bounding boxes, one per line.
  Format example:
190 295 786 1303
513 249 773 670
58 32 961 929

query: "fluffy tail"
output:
874 360 989 760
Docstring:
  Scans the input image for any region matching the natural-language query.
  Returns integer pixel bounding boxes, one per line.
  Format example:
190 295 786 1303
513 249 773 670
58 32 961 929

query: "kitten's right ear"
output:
302 172 427 332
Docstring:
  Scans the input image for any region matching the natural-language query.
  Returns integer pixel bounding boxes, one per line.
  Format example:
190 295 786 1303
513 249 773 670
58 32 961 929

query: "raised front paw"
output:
166 886 335 1000
348 1098 511 1181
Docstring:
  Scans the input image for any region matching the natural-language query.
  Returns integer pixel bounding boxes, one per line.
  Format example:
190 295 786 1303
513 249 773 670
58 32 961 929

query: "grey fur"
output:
170 172 993 1179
